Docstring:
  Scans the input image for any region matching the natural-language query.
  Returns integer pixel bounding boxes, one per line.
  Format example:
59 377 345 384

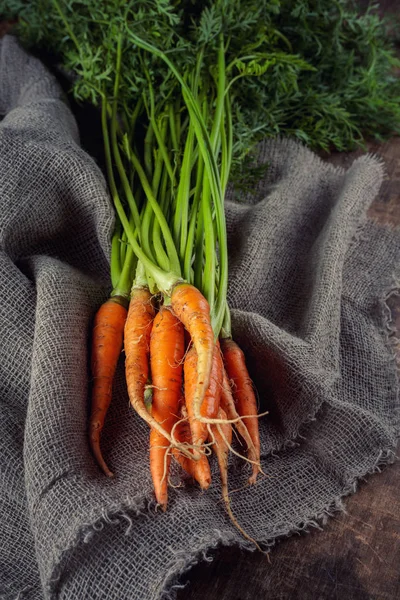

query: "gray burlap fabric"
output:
0 35 399 600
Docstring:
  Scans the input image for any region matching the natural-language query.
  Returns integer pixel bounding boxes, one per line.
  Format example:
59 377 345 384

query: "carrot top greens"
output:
4 0 400 334
5 0 400 156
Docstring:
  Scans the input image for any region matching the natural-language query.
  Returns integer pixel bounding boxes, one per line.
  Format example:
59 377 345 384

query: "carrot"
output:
171 282 214 421
89 296 128 478
172 404 212 490
125 288 191 457
210 408 263 552
149 428 170 510
149 305 185 509
184 343 223 458
125 285 155 422
220 367 260 484
221 337 260 482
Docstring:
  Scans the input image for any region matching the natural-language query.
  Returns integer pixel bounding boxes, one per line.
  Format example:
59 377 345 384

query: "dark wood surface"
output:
177 138 400 600
179 451 400 600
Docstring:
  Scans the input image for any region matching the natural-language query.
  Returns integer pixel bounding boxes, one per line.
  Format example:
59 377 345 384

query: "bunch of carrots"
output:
39 1 267 545
90 276 261 528
86 35 264 542
9 0 400 550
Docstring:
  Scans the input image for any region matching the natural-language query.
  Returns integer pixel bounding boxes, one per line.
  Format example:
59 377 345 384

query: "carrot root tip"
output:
248 473 258 485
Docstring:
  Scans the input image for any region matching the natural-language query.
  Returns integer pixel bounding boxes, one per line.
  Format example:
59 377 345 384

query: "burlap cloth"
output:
0 35 399 600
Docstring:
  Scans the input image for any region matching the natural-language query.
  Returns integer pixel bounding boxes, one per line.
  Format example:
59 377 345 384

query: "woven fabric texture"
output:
0 35 399 600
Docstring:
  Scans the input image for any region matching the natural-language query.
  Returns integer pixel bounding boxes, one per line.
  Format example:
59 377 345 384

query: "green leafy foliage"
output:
3 0 400 161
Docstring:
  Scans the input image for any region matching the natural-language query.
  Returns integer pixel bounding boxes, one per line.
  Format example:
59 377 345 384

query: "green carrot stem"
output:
119 225 127 267
184 154 204 282
152 116 168 197
101 98 178 294
112 244 136 299
128 148 181 277
193 204 204 291
151 117 176 189
201 175 215 310
152 227 170 273
221 94 233 194
146 119 170 273
173 121 194 261
110 220 122 289
146 73 176 188
139 200 156 264
110 35 141 235
152 143 170 271
168 103 179 157
52 0 80 50
140 120 163 267
220 303 232 340
210 41 229 335
144 121 154 180
133 259 148 289
174 98 181 153
159 158 171 215
152 157 171 271
210 36 226 153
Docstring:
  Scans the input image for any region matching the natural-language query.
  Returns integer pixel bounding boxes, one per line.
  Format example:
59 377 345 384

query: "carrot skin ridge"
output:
89 296 128 477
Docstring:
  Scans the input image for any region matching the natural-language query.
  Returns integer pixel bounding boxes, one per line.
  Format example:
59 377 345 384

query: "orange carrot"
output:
125 286 155 423
149 305 185 509
171 283 214 420
210 408 263 551
220 367 260 484
172 405 211 490
221 337 260 482
184 343 223 457
209 408 233 528
89 296 128 478
210 408 232 456
125 288 190 456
